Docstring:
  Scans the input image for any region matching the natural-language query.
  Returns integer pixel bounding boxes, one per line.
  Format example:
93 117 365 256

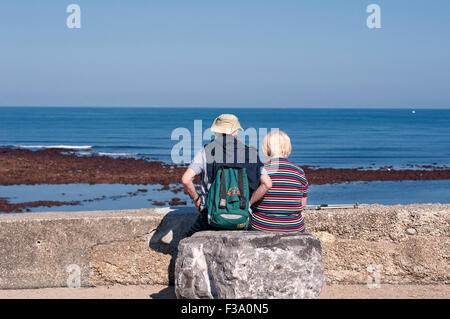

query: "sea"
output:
0 107 449 212
1 107 450 168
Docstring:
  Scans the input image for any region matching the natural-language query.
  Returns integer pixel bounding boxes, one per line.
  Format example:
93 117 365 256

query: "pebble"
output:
406 228 417 235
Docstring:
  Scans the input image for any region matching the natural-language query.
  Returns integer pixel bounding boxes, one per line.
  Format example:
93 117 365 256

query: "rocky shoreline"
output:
1 147 449 186
1 147 449 213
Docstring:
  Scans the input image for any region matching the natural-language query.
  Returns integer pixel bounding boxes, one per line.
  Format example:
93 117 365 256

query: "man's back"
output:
189 134 264 212
181 114 272 236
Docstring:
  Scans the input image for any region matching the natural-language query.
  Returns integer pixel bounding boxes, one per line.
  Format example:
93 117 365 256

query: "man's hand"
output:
194 196 201 212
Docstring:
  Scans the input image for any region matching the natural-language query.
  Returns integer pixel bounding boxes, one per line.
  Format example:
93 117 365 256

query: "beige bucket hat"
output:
210 114 243 134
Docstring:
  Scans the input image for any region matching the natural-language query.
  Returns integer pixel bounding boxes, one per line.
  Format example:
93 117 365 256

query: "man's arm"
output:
181 168 201 211
249 174 272 206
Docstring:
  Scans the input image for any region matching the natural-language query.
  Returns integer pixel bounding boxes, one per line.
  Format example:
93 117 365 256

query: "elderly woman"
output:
250 130 309 232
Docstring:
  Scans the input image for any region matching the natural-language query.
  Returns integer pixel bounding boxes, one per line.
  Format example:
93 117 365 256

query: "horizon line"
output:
1 106 449 109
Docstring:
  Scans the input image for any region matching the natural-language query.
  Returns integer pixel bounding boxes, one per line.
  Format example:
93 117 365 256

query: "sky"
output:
0 0 449 108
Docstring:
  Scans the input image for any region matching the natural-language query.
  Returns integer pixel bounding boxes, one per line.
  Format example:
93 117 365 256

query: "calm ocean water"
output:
2 180 449 213
1 107 449 168
1 107 449 211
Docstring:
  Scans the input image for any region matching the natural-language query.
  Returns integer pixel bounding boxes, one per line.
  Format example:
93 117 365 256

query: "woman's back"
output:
251 158 308 232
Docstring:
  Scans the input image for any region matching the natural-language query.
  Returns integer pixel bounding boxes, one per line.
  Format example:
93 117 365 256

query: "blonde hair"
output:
262 130 292 159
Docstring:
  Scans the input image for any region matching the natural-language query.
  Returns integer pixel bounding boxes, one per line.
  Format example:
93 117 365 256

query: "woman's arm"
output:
301 197 307 207
249 174 272 206
298 173 308 209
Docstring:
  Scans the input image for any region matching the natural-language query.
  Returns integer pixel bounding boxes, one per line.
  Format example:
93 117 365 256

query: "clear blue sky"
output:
0 0 449 108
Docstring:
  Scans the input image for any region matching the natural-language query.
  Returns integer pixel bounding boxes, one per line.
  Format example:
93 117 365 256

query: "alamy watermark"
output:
66 4 81 29
65 4 381 30
170 120 279 165
366 264 382 288
366 4 382 29
66 264 81 288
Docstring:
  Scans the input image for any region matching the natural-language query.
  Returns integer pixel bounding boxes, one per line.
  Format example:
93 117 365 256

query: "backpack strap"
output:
237 168 246 210
219 167 227 209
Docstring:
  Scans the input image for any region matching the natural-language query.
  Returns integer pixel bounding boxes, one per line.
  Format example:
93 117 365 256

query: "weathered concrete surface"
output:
0 204 449 289
304 204 450 284
0 208 197 289
175 231 325 299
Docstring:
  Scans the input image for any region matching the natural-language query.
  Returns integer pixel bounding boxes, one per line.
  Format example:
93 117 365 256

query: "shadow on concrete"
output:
149 207 198 285
149 286 176 299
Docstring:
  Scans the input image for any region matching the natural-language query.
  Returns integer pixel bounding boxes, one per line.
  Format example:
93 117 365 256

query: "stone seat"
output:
175 231 325 299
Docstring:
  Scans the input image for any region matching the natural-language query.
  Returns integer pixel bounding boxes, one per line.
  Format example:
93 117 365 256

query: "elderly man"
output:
181 114 272 236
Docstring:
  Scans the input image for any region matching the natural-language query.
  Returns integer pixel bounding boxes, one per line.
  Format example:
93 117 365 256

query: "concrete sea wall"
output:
0 204 448 289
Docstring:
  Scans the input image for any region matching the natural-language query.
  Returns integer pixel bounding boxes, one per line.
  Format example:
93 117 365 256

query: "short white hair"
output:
262 130 292 159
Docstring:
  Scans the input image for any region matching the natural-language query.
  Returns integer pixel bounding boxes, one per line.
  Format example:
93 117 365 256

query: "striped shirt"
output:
251 158 308 232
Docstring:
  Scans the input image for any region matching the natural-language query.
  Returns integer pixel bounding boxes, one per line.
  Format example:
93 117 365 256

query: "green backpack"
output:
207 167 250 230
